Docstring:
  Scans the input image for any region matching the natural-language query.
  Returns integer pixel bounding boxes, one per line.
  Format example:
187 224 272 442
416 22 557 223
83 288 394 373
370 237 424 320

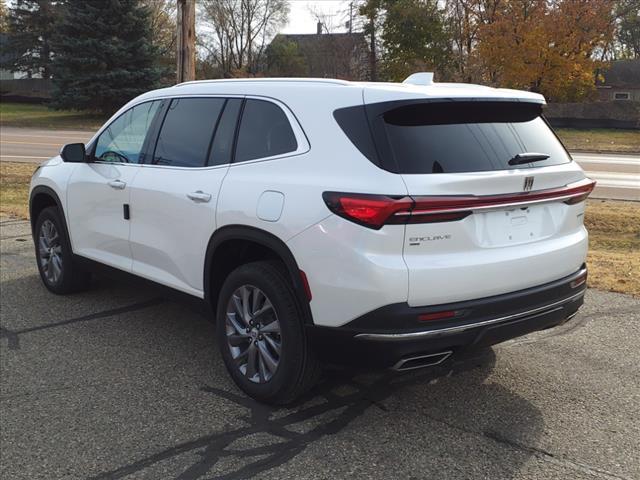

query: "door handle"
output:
108 179 126 190
187 190 212 203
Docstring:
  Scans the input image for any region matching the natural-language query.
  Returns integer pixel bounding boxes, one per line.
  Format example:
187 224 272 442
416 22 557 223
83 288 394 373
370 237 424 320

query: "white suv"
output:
29 75 594 404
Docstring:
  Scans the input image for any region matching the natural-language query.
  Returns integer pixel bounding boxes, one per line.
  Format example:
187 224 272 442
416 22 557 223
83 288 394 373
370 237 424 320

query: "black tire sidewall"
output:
216 262 307 403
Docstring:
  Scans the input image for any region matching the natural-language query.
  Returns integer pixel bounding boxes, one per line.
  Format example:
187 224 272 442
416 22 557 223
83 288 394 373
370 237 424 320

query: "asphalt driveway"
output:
1 218 638 480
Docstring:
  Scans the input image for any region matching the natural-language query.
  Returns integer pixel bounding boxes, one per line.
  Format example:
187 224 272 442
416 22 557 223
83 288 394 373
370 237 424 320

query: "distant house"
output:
270 23 370 80
597 59 640 102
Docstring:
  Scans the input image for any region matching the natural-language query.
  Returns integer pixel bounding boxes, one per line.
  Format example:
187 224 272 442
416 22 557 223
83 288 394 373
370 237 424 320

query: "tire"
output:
216 260 321 404
34 206 91 294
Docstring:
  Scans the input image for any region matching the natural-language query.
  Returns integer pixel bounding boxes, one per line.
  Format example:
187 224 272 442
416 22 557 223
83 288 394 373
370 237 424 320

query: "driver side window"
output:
94 100 162 164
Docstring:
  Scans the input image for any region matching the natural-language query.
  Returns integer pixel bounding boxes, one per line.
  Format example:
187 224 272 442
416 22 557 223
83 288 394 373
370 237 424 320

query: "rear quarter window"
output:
235 99 297 162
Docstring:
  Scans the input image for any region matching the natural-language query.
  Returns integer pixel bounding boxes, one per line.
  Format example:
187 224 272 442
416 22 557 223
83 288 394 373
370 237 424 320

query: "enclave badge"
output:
523 176 534 191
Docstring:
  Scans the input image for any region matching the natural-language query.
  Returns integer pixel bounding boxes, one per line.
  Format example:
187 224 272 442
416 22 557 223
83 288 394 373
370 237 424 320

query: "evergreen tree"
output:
616 0 640 59
380 0 452 82
52 0 161 114
266 37 307 77
3 0 59 78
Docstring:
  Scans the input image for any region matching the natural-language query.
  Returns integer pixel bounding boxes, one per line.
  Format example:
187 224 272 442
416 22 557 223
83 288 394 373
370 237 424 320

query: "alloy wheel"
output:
225 285 282 383
38 219 63 285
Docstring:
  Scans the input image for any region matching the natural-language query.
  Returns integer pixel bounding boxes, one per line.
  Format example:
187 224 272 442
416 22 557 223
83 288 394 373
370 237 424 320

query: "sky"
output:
282 0 353 34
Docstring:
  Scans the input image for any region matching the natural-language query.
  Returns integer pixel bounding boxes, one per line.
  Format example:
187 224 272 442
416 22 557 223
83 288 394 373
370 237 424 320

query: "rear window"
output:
335 101 571 174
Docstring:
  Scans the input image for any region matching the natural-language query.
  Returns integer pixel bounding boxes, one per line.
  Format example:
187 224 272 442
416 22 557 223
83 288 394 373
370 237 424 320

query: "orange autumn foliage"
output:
475 0 616 102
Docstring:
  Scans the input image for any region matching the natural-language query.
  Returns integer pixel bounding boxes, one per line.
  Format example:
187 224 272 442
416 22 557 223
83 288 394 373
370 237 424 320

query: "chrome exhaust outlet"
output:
565 311 579 321
393 351 453 371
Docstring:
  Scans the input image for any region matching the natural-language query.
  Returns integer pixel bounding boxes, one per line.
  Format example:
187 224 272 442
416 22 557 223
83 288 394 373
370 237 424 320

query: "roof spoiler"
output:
403 72 434 86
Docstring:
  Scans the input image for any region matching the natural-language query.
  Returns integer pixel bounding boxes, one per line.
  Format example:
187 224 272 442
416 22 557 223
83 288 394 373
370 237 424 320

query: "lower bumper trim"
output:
355 288 585 342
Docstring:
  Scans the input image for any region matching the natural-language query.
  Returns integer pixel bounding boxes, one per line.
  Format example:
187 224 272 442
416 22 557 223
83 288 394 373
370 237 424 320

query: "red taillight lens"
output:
322 192 412 229
410 178 596 214
323 178 596 230
563 180 596 205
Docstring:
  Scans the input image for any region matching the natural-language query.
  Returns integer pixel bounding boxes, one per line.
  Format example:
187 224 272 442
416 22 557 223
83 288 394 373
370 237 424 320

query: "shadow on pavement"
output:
1 273 544 480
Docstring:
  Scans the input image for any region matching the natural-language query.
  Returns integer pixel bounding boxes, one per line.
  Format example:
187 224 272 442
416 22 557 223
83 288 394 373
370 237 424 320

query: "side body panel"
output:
65 163 140 272
216 87 410 328
129 165 228 296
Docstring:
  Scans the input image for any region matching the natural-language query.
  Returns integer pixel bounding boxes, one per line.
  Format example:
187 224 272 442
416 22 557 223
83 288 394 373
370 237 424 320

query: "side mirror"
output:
60 143 86 163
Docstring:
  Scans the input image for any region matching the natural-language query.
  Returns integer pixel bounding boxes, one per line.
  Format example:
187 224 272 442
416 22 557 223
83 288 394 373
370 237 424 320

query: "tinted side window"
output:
235 99 297 162
209 99 242 166
95 100 162 164
153 98 225 167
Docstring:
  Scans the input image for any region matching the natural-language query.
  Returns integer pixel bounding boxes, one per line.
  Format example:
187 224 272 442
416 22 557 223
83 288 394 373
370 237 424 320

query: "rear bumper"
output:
307 265 587 370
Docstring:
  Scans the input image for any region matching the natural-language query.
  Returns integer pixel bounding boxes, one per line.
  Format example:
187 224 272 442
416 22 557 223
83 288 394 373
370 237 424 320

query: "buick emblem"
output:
523 176 534 191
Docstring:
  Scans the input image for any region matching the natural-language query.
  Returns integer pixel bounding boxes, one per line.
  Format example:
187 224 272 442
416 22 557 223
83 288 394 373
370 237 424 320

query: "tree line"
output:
0 0 638 114
0 0 291 113
359 0 639 101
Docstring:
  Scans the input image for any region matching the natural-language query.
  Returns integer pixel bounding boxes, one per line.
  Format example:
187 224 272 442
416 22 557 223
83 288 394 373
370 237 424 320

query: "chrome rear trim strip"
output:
355 288 586 342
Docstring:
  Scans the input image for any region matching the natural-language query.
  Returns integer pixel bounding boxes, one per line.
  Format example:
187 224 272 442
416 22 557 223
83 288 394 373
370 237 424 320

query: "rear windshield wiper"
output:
508 152 550 166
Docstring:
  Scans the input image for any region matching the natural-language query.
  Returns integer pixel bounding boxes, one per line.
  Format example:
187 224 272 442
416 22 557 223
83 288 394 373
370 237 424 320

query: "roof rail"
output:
174 78 350 87
403 72 434 86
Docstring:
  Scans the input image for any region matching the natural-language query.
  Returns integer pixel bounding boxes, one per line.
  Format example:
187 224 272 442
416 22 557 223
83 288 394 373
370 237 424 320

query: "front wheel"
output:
34 206 90 294
216 261 320 404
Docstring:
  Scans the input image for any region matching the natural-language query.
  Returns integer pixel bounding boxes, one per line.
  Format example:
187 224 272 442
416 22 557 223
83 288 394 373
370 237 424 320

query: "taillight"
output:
409 178 596 214
323 178 595 230
322 192 412 229
563 181 596 205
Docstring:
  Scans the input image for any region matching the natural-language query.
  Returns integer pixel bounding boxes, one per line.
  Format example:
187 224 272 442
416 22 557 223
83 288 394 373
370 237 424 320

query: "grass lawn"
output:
0 162 35 219
555 128 640 153
1 160 638 296
0 102 107 130
585 199 640 296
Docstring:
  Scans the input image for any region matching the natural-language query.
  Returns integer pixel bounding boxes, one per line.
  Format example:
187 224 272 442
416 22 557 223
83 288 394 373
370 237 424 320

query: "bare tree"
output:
141 0 177 83
200 0 289 76
308 3 347 33
444 0 502 82
142 0 176 58
277 3 366 80
355 0 385 81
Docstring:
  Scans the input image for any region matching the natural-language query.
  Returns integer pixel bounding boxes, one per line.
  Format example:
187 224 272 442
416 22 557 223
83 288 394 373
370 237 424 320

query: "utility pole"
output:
176 0 196 83
369 14 377 81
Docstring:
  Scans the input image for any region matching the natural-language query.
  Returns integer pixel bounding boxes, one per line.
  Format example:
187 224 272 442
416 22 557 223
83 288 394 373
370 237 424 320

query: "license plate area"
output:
475 204 557 247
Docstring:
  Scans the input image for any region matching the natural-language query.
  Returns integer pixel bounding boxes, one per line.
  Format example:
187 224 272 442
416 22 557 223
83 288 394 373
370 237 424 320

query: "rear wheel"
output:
34 207 90 294
216 261 320 404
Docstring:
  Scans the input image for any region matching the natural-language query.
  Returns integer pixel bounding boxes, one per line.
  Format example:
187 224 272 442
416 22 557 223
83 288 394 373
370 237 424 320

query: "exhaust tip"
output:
393 351 453 371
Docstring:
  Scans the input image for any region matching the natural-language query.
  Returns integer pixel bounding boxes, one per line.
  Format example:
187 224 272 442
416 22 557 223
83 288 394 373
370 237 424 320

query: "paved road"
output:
572 153 639 201
0 127 93 162
1 127 638 201
1 219 639 480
